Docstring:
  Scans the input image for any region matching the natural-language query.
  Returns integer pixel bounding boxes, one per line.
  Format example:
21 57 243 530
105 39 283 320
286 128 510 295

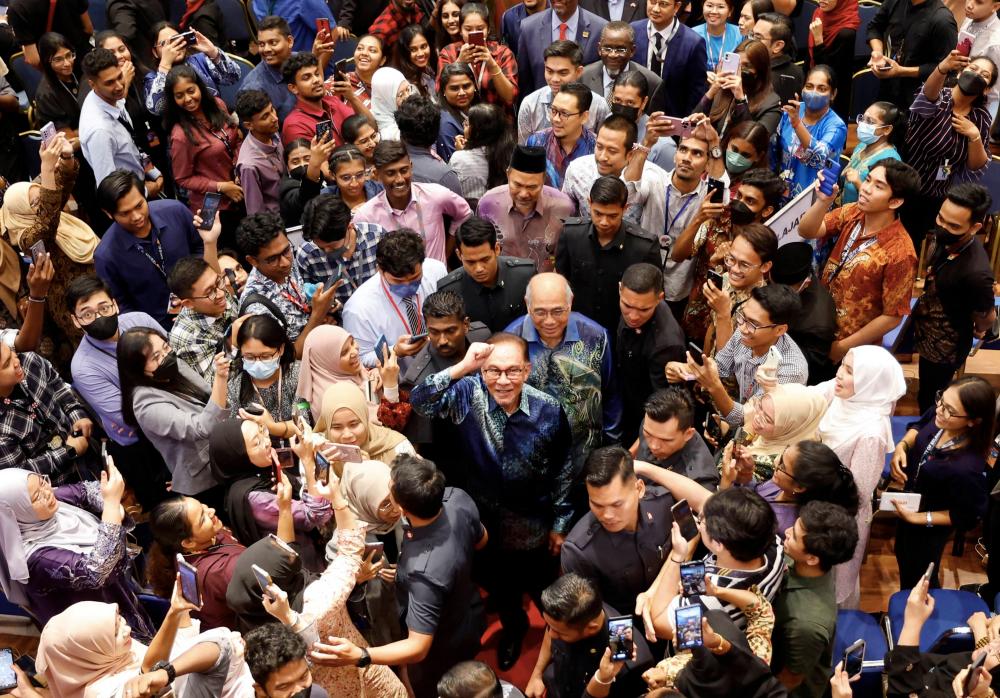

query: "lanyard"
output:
380 276 423 334
664 187 696 236
279 280 310 314
84 336 118 360
133 232 167 278
914 429 966 484
706 33 724 71
825 221 877 285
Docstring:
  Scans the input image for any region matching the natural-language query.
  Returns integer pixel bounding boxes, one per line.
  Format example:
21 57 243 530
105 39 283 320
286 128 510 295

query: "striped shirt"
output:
906 86 991 199
714 332 809 426
449 147 490 200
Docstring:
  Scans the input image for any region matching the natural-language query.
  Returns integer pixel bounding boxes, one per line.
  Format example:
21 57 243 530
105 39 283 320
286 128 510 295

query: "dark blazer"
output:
517 8 608 96
580 0 646 23
632 19 708 117
580 59 662 101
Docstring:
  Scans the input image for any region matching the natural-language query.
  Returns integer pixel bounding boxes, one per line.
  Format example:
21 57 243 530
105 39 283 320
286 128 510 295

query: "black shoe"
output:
497 628 526 671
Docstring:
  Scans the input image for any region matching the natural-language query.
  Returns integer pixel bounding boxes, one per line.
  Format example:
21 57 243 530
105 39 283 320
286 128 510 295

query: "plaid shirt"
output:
438 40 519 109
169 295 239 383
526 127 596 190
296 222 387 308
0 353 90 483
240 263 312 340
369 2 425 49
714 332 809 427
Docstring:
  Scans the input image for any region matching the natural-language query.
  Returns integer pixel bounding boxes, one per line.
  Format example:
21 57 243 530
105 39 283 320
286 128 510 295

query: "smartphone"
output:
671 498 699 540
719 51 741 75
877 63 892 71
605 615 634 661
176 555 201 606
274 447 295 472
658 116 697 137
29 239 45 263
178 30 197 46
966 651 988 696
778 74 798 105
224 268 238 291
0 648 15 691
706 177 725 204
674 605 704 650
762 345 782 373
39 121 57 147
363 541 384 563
687 341 705 367
198 192 222 231
921 562 935 584
267 533 299 558
314 451 331 483
321 442 364 463
316 17 331 36
409 331 429 342
468 30 486 46
251 563 274 600
335 58 355 80
326 265 343 290
843 639 865 680
958 30 975 57
375 334 390 363
244 402 266 417
315 119 333 142
680 561 707 596
707 269 724 290
819 160 843 197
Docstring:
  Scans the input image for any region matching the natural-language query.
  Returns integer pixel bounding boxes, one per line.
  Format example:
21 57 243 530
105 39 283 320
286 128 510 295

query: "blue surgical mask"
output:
856 122 883 145
244 356 281 380
725 150 753 174
801 90 830 111
389 280 421 298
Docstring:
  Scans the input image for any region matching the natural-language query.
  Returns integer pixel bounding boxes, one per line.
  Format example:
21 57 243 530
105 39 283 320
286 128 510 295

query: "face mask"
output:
801 90 830 111
856 122 884 145
729 199 756 226
289 688 312 698
289 165 308 180
388 280 421 298
725 150 753 174
244 356 281 380
610 103 639 122
740 69 755 90
152 352 179 382
958 70 988 96
84 313 119 341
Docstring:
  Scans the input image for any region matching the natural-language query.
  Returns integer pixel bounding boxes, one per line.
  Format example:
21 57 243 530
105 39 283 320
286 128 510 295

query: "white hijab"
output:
370 67 409 141
817 346 906 454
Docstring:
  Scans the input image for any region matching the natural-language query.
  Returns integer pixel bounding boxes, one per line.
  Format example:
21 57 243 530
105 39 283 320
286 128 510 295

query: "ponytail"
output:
147 497 192 596
793 440 860 516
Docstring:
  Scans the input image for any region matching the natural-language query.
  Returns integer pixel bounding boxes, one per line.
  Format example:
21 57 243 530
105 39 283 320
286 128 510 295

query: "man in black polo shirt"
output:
310 454 487 697
632 388 718 491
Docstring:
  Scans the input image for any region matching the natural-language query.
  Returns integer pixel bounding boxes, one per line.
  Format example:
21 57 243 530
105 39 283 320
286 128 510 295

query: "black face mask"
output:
741 69 756 91
933 224 971 248
609 103 639 123
730 199 756 226
289 165 308 180
84 313 119 341
958 70 988 97
152 352 179 382
288 687 312 698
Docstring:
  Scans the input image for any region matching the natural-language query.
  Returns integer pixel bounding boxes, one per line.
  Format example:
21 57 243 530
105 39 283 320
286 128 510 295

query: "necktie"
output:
402 296 420 334
652 33 664 76
559 22 568 40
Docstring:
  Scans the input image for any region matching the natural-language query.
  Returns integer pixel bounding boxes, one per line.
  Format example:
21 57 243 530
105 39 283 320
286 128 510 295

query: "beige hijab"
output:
315 383 407 466
340 460 397 535
0 182 98 263
747 383 828 458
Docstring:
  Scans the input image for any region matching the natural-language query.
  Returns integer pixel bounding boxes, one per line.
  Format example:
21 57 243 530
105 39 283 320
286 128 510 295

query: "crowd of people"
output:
0 0 999 694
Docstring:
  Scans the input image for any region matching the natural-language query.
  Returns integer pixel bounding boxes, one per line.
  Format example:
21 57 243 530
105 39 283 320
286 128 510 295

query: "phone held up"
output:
607 615 634 661
671 498 699 540
674 605 704 650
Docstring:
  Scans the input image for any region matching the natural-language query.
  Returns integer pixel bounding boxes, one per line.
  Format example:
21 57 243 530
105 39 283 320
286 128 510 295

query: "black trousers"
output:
475 538 559 634
918 356 963 415
895 519 953 589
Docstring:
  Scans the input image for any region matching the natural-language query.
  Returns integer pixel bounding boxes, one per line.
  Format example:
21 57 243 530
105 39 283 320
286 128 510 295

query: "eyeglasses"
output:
337 171 366 183
530 307 569 320
243 348 282 362
50 52 76 65
188 276 227 302
935 390 968 418
75 301 117 324
483 366 527 380
599 45 631 56
751 33 770 42
724 254 762 273
259 244 293 266
30 474 52 504
774 451 800 482
856 114 885 126
548 106 582 120
734 311 778 335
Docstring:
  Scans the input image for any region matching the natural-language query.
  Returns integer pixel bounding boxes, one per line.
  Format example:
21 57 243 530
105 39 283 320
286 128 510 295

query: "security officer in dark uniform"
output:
555 176 660 344
437 216 536 333
560 445 675 618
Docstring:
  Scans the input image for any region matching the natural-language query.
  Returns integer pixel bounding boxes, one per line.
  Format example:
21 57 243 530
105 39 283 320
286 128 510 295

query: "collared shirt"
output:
169 296 239 383
714 332 809 426
236 133 285 215
775 105 848 201
516 86 611 144
635 431 720 490
961 14 1000 119
561 154 662 220
79 91 145 185
771 564 837 698
410 369 575 549
449 147 490 200
241 61 297 120
95 199 205 328
73 312 164 447
436 256 535 332
143 52 241 116
352 182 472 263
406 144 462 196
505 312 623 462
551 6 581 41
341 258 449 369
526 127 597 189
369 1 426 48
281 94 356 146
477 184 576 272
296 222 386 307
0 352 90 484
646 18 680 67
240 262 313 340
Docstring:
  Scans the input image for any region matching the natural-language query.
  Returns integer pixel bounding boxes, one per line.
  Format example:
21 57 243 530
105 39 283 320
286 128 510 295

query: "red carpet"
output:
474 597 547 691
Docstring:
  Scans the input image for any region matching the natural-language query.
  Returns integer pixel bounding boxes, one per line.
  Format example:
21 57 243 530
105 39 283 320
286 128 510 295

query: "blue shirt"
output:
775 104 848 201
410 369 575 549
95 200 204 328
840 142 901 204
551 6 580 41
504 312 623 466
250 0 336 53
295 220 387 307
692 23 742 70
242 61 297 120
79 91 145 185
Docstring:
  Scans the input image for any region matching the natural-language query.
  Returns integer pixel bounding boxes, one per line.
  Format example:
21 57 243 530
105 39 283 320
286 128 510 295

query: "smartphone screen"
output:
316 119 333 141
843 639 865 679
680 561 707 596
468 30 486 46
176 555 201 606
607 616 634 661
687 341 705 367
29 239 45 263
314 452 331 483
375 334 390 362
707 269 724 290
0 648 16 691
671 499 699 540
363 541 384 563
674 605 704 650
199 192 222 231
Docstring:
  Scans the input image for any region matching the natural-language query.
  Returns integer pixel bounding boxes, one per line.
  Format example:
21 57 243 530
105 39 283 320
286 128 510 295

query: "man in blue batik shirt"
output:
410 333 574 672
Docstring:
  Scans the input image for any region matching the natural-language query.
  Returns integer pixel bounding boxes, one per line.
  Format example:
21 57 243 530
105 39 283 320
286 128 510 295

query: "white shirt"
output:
79 91 146 185
646 18 680 68
562 154 667 223
961 14 1000 120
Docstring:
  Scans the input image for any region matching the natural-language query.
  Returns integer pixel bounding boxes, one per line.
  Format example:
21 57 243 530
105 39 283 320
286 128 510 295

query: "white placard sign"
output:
765 182 817 246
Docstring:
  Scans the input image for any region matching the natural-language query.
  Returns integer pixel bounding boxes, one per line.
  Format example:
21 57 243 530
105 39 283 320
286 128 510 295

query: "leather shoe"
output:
497 628 526 671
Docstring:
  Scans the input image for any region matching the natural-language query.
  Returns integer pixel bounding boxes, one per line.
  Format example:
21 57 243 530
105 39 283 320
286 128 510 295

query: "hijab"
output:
370 67 409 140
209 419 276 546
36 601 143 698
296 326 369 421
747 384 828 458
817 345 906 454
0 182 99 264
225 536 309 633
315 383 407 466
0 469 102 606
0 235 20 319
808 0 860 61
341 460 397 535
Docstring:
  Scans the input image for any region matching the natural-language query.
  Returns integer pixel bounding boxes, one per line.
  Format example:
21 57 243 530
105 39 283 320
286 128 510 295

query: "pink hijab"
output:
296 326 371 421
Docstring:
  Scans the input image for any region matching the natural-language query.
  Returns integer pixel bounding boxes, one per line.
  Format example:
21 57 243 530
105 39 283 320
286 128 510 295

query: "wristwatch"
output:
150 660 177 684
64 443 78 459
926 511 934 527
709 145 723 159
356 648 372 668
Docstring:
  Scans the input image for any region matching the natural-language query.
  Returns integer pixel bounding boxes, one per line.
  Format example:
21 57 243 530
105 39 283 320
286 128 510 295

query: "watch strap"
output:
151 660 177 683
356 647 372 668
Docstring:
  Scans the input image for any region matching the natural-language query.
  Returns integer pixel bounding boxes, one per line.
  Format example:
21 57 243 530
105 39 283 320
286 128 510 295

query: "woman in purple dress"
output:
0 465 155 642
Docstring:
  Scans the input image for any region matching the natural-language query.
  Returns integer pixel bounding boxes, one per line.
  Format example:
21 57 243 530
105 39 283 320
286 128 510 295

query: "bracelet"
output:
670 556 685 563
27 296 46 303
971 133 982 142
593 672 615 685
490 69 502 76
709 637 731 655
937 65 948 75
976 636 990 649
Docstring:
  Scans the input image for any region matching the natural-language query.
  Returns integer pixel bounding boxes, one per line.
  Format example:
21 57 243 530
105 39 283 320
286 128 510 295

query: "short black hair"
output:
235 88 273 123
735 223 778 263
373 139 409 169
876 160 921 203
244 622 307 686
702 487 777 562
589 175 628 206
456 216 498 249
395 94 441 148
167 256 212 299
798 501 858 572
584 445 635 487
644 388 694 430
82 47 118 79
257 15 292 36
97 169 144 214
750 283 801 326
282 51 319 86
540 573 604 627
613 69 650 100
236 212 285 259
438 661 503 698
376 229 425 277
390 453 446 519
302 193 351 243
621 263 663 295
945 183 992 225
423 289 466 322
65 274 112 315
329 144 367 175
543 39 584 65
598 114 637 151
757 12 793 55
739 169 785 214
557 82 592 113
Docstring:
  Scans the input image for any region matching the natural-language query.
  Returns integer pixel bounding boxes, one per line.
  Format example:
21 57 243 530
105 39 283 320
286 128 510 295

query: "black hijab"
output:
224 536 313 633
209 419 276 546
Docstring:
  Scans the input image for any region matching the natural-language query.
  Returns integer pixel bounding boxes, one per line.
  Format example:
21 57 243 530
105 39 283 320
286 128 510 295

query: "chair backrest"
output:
18 130 41 180
848 68 879 119
885 589 989 652
10 52 42 104
216 0 257 43
218 52 255 110
855 4 880 60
